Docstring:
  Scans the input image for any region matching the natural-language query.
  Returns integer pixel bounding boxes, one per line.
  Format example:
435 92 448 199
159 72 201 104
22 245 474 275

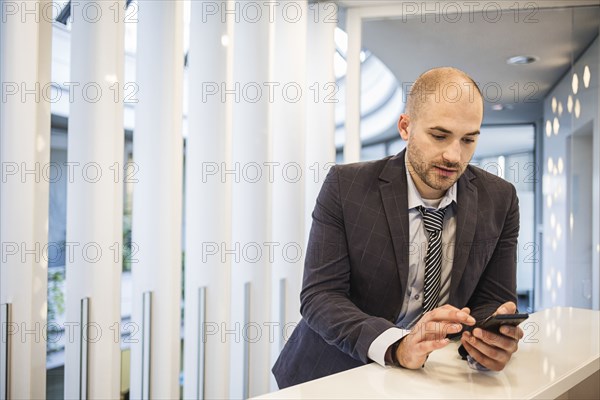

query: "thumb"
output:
497 301 516 315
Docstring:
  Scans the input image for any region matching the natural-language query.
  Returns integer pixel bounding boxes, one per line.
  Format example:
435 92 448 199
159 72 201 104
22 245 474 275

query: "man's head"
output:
398 67 484 199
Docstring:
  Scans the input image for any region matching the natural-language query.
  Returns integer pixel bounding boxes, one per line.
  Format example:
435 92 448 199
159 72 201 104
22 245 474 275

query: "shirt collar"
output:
405 157 457 210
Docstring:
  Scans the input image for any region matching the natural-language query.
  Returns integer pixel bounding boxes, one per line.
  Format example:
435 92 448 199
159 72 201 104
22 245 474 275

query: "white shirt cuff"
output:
368 327 411 367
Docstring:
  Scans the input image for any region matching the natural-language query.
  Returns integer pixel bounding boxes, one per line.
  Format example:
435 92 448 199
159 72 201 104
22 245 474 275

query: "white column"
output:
0 1 51 398
270 0 308 392
344 8 362 163
594 25 600 310
183 1 232 399
129 2 184 399
305 2 337 241
229 2 271 397
64 1 124 398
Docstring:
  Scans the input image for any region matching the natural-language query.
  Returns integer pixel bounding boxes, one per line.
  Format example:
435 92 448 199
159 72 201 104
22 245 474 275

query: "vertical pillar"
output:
593 26 600 310
64 1 125 398
344 8 362 163
183 0 232 398
0 1 52 398
229 1 271 397
305 1 337 241
129 2 184 399
270 0 308 392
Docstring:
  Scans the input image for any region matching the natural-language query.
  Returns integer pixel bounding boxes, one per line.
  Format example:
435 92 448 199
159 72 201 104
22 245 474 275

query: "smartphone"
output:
458 313 529 360
474 313 529 334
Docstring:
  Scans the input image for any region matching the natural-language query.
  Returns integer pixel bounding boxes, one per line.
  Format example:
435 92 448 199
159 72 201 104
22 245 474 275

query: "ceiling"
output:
336 1 599 142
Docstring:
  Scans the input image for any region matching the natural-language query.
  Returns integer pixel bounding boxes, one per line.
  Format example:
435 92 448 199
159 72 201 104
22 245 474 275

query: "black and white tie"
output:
418 205 448 313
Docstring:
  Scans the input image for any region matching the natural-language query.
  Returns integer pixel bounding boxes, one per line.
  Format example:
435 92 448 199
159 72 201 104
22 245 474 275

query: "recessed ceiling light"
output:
583 66 591 88
557 157 564 174
491 104 513 111
574 98 581 118
572 73 579 94
507 55 538 65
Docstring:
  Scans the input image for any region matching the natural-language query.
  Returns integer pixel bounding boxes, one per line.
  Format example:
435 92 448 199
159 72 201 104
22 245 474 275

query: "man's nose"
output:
442 140 461 164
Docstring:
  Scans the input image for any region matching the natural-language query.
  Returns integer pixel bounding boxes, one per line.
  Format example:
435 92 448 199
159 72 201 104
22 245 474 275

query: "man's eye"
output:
431 134 445 140
463 138 475 144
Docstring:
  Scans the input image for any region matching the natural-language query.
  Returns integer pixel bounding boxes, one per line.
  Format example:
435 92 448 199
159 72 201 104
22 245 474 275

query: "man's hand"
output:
396 304 476 369
460 301 524 371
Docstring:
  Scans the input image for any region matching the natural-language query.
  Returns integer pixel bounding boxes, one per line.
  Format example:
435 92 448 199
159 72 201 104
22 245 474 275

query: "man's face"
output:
398 88 483 199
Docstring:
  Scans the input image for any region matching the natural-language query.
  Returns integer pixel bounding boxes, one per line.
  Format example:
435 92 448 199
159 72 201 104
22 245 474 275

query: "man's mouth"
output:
433 165 458 177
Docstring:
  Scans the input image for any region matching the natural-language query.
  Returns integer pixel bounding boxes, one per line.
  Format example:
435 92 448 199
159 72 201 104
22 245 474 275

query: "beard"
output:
406 141 466 192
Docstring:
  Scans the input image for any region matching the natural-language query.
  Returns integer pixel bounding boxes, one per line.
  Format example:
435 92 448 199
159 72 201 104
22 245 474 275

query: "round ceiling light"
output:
507 55 538 65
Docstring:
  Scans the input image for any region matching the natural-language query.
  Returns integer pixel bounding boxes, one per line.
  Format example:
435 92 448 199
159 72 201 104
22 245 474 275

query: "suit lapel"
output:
378 151 410 299
449 167 478 303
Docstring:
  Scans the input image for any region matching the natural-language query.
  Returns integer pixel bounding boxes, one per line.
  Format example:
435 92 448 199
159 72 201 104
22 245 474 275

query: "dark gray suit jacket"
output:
272 150 519 388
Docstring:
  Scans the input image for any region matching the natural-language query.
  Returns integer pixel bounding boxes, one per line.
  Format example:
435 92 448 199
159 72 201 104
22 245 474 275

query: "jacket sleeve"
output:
467 184 520 321
300 166 396 363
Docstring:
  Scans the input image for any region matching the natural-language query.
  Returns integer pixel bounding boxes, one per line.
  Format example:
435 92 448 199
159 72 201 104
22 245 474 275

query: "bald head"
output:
405 67 483 121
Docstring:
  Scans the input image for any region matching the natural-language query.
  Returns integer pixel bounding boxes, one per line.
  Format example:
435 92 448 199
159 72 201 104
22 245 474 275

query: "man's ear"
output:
398 114 410 141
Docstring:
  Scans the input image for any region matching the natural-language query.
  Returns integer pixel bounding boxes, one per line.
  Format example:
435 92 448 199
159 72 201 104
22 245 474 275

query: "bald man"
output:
273 67 523 388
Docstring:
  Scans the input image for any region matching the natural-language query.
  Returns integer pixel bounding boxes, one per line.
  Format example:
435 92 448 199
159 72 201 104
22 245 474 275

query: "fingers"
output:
499 325 524 340
416 338 450 354
410 321 462 342
495 301 517 315
472 328 518 354
398 335 451 369
461 328 518 372
408 305 476 345
399 305 465 369
421 304 476 326
461 337 505 372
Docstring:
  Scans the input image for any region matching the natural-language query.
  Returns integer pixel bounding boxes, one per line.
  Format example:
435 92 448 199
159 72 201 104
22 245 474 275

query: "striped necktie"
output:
417 205 448 314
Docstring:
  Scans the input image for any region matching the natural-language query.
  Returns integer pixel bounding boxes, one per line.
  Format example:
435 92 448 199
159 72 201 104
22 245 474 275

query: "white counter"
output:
255 307 599 399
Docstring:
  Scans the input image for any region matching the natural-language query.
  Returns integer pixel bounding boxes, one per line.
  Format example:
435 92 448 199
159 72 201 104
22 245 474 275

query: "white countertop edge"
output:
529 355 600 399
